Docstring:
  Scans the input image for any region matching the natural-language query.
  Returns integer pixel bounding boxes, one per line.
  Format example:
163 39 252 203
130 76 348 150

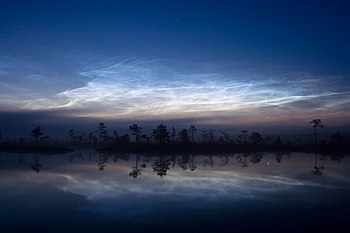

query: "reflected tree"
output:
203 155 214 167
274 152 284 163
330 153 345 163
140 155 148 168
236 153 249 168
170 155 177 168
311 153 325 175
188 155 197 171
69 153 75 163
31 152 42 173
219 155 230 166
250 153 263 164
178 155 190 170
310 119 323 145
129 155 142 178
152 156 171 177
97 153 108 171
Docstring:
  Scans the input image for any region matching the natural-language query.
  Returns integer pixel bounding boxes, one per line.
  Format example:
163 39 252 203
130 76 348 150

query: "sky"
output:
1 0 350 136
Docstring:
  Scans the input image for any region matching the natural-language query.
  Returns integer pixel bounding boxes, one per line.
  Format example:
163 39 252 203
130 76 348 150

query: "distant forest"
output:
0 119 349 154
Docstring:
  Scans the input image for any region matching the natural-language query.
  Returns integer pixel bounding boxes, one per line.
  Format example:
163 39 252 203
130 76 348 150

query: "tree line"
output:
0 119 348 148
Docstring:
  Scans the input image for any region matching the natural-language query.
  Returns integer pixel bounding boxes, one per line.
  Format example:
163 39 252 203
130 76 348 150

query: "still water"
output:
0 151 349 233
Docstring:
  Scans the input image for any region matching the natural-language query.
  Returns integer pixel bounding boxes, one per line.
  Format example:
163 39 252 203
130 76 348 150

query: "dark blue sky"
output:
1 0 350 136
2 0 350 69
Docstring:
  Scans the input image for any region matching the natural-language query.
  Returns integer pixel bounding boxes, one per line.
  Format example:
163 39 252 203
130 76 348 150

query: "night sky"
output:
1 0 350 136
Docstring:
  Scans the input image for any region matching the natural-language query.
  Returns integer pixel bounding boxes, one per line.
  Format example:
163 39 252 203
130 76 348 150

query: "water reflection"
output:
31 152 42 173
152 155 171 177
97 153 108 171
1 151 350 233
6 151 350 177
129 155 142 178
312 153 325 175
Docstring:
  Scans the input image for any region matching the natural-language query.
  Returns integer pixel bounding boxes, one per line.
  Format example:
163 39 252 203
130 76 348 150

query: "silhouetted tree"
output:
179 129 190 144
113 130 119 143
249 132 262 144
88 132 98 144
78 133 86 144
97 122 109 144
202 130 215 143
152 124 170 144
170 126 177 143
274 136 282 145
310 119 323 145
68 129 75 143
19 138 24 145
140 134 147 144
129 123 142 144
330 132 344 145
237 130 248 144
219 131 232 144
189 125 197 144
119 134 130 143
31 126 43 146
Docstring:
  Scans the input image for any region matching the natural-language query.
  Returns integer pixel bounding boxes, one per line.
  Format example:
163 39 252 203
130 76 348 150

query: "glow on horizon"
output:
1 59 350 126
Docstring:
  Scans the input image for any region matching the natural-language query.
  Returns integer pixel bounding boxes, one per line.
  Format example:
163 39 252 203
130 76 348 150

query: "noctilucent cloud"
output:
1 0 350 132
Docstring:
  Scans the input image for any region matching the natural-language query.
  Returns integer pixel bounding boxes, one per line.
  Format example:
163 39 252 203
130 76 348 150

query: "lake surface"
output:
1 151 350 233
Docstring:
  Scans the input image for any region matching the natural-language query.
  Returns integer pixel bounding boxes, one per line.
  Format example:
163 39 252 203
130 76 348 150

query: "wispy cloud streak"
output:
1 59 350 124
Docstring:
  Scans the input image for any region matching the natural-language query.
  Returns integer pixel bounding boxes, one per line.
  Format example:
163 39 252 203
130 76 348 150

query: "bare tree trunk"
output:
314 127 317 145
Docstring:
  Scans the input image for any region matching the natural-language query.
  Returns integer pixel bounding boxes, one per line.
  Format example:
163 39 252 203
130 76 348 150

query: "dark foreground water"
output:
0 151 349 233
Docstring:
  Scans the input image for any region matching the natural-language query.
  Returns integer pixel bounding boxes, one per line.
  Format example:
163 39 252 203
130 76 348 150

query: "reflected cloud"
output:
0 152 349 224
57 171 338 202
